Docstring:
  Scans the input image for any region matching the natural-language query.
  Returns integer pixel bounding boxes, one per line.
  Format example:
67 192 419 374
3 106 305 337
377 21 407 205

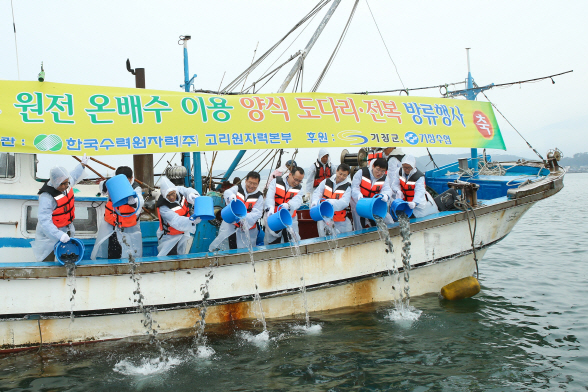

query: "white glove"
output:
267 208 274 217
60 233 70 243
81 153 90 166
356 194 363 201
227 194 237 203
408 202 416 209
127 196 138 204
311 201 317 208
379 194 389 203
282 203 290 211
192 217 201 225
187 193 198 204
396 191 404 200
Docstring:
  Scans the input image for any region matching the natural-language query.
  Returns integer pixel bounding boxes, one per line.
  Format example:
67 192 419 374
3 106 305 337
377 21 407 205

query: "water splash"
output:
240 218 268 332
397 212 412 307
286 226 311 328
322 218 339 255
113 350 183 376
240 330 271 349
291 323 323 335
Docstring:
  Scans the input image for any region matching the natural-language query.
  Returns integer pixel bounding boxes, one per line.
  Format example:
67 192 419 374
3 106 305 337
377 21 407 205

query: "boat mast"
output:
465 48 479 175
277 0 342 93
179 35 201 192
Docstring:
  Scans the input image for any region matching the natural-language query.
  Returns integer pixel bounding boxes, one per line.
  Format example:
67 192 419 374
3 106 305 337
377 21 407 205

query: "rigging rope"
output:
312 0 359 92
10 0 20 80
480 90 546 162
221 0 331 94
365 0 406 90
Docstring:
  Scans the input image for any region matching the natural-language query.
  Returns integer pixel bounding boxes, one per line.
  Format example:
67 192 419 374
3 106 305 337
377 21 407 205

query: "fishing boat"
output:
0 2 567 352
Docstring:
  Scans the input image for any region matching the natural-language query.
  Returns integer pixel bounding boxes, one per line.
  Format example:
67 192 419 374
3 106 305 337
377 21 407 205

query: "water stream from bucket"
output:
193 254 219 349
65 261 77 322
240 218 268 332
286 225 311 328
322 218 339 255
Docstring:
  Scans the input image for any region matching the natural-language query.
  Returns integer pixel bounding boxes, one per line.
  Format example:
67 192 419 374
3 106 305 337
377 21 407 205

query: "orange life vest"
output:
359 167 386 198
233 184 262 230
274 176 301 217
367 149 383 164
398 168 425 202
322 178 350 222
38 183 76 228
104 181 140 228
156 194 191 236
313 160 332 188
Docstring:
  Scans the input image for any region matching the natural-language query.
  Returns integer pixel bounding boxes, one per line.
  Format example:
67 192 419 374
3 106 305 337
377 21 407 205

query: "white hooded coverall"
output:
209 184 264 251
90 179 144 260
31 165 86 261
350 166 394 229
264 173 304 244
156 177 200 257
311 174 353 236
391 155 439 218
305 148 332 196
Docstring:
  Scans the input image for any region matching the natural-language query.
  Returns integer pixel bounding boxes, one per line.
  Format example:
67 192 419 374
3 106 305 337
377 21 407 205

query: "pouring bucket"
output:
356 197 387 220
390 199 414 220
192 196 215 220
267 207 293 232
105 174 137 208
310 201 334 222
221 199 247 224
54 238 85 265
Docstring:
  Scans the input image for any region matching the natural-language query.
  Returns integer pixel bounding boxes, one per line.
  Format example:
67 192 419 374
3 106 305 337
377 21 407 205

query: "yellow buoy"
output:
440 276 480 301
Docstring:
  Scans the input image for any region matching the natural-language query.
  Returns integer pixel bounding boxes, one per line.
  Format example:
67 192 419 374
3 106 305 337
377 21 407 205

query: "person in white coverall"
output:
350 157 394 229
305 148 332 197
156 177 201 256
91 166 144 260
311 163 353 236
32 156 89 261
264 167 305 244
391 155 439 218
209 171 264 251
264 159 297 190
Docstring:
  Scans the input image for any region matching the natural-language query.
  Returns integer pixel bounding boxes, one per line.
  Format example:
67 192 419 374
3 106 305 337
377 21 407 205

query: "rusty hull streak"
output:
0 170 564 281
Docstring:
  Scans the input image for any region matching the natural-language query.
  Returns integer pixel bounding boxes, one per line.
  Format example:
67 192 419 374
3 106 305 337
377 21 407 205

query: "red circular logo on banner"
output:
473 110 494 139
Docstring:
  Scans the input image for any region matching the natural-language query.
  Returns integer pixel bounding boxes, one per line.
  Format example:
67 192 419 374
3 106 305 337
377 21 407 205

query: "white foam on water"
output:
291 323 323 335
113 355 182 376
194 345 215 359
240 330 271 348
385 306 422 322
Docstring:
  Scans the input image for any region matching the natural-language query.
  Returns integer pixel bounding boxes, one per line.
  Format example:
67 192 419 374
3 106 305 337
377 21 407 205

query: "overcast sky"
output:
1 0 586 178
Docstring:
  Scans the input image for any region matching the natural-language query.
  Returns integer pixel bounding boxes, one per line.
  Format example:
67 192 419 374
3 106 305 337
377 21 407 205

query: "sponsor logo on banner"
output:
34 134 63 152
404 132 419 145
337 131 368 146
473 111 494 139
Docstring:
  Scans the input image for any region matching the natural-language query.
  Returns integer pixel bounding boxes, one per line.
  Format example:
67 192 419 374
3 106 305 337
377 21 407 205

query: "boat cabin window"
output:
0 153 15 178
26 205 98 234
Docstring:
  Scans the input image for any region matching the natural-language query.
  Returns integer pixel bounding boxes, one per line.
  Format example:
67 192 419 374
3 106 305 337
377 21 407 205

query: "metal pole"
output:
215 150 247 191
466 48 478 175
126 61 154 188
278 0 342 93
182 38 193 188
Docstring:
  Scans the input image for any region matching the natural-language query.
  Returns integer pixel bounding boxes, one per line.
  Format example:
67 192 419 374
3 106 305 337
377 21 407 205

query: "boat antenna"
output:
278 0 342 93
10 0 20 80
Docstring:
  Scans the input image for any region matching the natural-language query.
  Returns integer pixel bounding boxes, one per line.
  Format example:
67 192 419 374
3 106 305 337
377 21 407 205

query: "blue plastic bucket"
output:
390 199 414 220
267 207 293 232
356 197 387 220
221 199 247 224
192 196 215 220
105 174 137 208
310 201 334 222
54 238 85 265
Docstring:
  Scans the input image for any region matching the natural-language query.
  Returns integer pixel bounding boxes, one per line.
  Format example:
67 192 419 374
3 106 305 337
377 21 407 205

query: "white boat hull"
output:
0 169 564 351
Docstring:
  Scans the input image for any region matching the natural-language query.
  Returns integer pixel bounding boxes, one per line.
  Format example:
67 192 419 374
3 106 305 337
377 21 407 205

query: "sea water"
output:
1 174 587 390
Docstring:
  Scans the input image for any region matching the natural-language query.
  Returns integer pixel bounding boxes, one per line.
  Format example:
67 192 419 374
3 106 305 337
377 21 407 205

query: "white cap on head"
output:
389 147 404 156
48 166 70 189
159 177 178 202
401 154 416 168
